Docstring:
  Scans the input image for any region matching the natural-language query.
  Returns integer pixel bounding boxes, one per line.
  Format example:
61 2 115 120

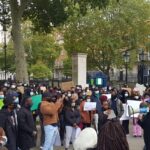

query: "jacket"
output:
80 101 95 124
17 107 36 149
110 98 124 118
0 109 18 150
138 112 150 150
65 108 81 126
40 101 62 125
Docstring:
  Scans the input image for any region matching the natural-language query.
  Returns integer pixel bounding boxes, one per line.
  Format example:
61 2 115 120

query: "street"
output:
35 124 144 150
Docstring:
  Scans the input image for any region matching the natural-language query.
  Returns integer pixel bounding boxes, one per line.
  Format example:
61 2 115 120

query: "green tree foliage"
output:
63 57 72 77
64 0 150 77
30 62 52 79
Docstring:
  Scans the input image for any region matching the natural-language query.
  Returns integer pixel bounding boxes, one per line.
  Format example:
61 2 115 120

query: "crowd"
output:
0 82 149 150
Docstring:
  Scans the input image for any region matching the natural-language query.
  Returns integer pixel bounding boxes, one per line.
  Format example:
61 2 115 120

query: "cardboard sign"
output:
84 102 96 111
17 86 24 94
31 95 42 111
60 81 75 91
121 88 132 95
135 83 146 96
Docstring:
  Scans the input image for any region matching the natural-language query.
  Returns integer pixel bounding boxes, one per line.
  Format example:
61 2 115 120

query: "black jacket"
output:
0 108 18 150
65 108 80 126
18 107 36 149
138 112 150 150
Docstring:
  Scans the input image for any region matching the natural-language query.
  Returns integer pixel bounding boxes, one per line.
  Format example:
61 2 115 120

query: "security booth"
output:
87 71 108 87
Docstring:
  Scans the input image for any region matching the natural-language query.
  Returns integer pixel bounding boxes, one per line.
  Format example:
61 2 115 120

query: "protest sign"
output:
135 83 146 96
127 100 141 117
120 104 130 121
84 102 96 111
60 81 75 91
31 95 42 111
17 86 24 94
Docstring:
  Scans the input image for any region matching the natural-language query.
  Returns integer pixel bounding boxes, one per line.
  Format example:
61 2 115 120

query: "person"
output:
64 101 81 150
120 90 130 135
110 88 124 118
91 88 102 114
73 128 97 150
0 93 18 150
97 119 129 150
138 98 150 150
40 93 63 150
80 95 95 129
17 96 37 150
98 100 116 132
131 88 142 137
0 127 7 149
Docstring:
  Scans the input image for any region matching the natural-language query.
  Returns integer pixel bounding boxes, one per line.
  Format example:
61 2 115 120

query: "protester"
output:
120 90 130 135
138 98 150 150
0 127 7 149
110 88 124 118
0 93 18 150
64 101 81 150
131 88 142 137
17 96 37 150
80 95 95 129
97 120 129 150
40 92 63 150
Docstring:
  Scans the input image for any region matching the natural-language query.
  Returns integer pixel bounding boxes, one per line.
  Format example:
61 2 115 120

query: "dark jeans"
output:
83 123 91 129
122 120 129 134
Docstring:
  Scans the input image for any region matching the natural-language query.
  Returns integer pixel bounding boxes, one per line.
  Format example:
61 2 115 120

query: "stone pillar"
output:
72 53 87 87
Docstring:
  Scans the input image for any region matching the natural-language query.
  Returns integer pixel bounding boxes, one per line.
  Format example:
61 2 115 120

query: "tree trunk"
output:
10 0 29 83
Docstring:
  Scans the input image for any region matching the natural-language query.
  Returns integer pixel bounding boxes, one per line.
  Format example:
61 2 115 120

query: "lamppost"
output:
123 51 130 84
0 0 10 80
138 49 148 84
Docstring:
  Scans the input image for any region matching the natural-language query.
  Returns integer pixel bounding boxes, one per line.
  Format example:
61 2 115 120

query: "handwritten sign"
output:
84 102 96 111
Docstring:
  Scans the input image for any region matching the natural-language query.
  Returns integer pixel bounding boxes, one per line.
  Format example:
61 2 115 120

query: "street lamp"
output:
123 51 130 84
138 49 148 84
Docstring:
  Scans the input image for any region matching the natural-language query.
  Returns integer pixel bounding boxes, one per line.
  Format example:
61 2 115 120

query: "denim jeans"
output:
43 125 58 150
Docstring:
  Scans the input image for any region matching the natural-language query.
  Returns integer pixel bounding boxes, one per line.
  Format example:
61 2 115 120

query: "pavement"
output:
35 124 144 150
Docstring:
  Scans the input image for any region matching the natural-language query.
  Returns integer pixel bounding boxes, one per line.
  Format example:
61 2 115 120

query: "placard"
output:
60 81 75 91
84 102 96 111
31 95 42 111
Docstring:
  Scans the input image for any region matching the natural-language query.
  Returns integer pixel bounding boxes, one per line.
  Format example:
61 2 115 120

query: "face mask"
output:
11 85 16 89
68 93 71 97
87 99 91 102
30 92 34 96
14 97 19 104
135 96 139 100
95 91 99 94
125 93 128 97
71 102 76 107
0 95 4 99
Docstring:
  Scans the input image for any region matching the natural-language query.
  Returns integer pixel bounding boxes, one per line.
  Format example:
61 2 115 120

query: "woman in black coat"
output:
18 96 37 150
138 99 150 150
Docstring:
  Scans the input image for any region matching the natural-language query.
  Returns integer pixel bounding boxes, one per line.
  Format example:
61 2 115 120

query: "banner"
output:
31 95 42 111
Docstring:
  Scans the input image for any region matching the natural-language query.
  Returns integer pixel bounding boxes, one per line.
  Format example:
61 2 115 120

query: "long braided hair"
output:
96 119 129 150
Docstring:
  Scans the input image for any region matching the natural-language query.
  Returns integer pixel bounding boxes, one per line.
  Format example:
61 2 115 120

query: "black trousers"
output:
122 120 129 134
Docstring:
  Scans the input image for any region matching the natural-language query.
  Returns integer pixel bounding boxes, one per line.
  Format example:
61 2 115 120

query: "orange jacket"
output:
80 101 95 124
40 101 62 126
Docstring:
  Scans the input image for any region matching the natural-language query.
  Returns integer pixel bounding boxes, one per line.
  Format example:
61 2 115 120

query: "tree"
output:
9 0 30 83
30 62 52 79
64 0 150 78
